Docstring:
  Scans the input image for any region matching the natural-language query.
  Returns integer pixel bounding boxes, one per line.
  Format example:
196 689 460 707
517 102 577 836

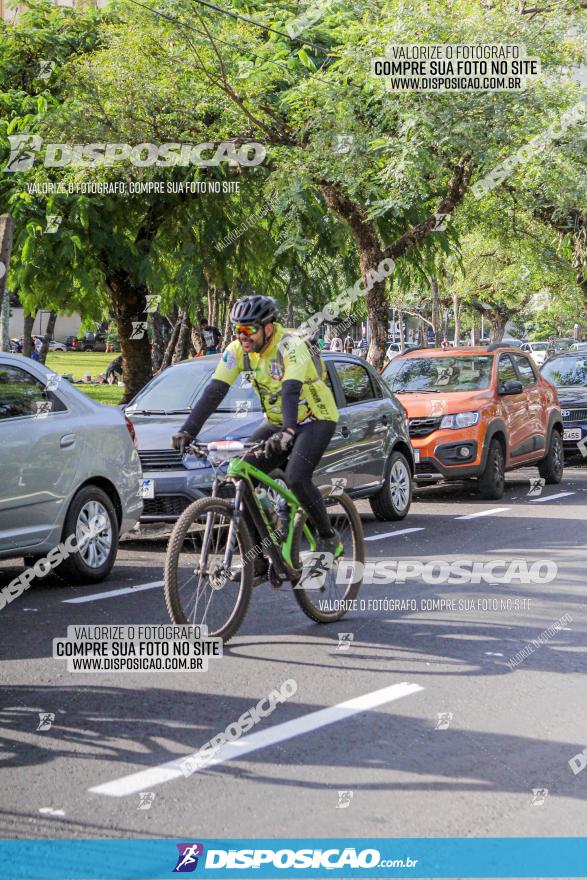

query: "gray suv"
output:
0 354 142 583
125 353 415 523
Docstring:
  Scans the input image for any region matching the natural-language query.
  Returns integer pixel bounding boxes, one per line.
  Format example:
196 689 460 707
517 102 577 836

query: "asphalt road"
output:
1 461 586 841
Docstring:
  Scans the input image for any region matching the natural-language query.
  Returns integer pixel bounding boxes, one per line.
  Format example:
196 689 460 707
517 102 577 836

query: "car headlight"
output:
440 411 480 429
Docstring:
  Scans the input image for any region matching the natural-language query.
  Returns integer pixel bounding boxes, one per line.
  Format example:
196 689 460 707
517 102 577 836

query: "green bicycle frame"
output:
226 457 316 572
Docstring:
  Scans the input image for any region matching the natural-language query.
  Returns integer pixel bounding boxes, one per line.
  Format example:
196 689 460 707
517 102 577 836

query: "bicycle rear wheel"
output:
164 497 254 642
291 488 364 623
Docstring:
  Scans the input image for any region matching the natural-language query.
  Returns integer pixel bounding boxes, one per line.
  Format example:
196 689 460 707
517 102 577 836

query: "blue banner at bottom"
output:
1 838 587 880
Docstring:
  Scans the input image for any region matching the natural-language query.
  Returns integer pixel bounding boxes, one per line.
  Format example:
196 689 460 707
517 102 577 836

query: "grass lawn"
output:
46 352 123 406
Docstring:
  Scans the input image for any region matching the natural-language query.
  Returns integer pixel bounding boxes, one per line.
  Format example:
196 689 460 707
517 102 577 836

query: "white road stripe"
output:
62 580 163 604
455 508 510 520
89 681 424 797
365 527 425 542
529 492 576 504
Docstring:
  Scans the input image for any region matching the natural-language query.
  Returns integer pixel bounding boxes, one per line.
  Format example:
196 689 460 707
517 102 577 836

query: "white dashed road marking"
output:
365 528 425 542
529 492 576 503
62 580 164 604
455 508 510 520
89 681 424 797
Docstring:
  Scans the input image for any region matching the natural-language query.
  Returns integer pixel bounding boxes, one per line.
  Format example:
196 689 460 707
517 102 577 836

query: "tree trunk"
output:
23 313 35 357
174 311 192 362
222 288 235 347
453 293 461 345
398 307 405 352
160 313 183 371
0 214 15 352
431 279 442 343
38 310 57 364
150 311 170 373
108 273 152 403
320 183 388 368
489 312 507 343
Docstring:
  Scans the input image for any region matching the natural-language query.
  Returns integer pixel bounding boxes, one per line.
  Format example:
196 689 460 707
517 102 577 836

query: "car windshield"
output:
127 360 261 413
541 356 587 387
531 343 548 351
383 355 493 392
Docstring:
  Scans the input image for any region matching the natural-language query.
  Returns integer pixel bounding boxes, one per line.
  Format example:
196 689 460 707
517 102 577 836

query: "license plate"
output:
563 428 582 441
413 449 421 463
141 479 155 499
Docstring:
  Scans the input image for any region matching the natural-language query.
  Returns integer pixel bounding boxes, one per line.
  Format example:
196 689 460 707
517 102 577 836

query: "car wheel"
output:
478 438 505 499
55 486 119 584
369 450 412 521
538 429 564 484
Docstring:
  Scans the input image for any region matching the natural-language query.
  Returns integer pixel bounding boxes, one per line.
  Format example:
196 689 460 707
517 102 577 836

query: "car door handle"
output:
60 434 76 448
340 425 351 438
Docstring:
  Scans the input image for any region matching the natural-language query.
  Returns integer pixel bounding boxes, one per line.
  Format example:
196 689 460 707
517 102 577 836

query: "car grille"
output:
408 417 442 438
142 495 191 518
561 408 587 423
138 449 184 471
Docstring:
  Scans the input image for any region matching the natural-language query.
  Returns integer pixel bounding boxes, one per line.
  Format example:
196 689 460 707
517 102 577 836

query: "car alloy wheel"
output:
389 458 410 513
75 500 113 568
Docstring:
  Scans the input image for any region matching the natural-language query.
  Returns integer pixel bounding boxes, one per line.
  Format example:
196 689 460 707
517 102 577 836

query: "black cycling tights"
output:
245 419 337 539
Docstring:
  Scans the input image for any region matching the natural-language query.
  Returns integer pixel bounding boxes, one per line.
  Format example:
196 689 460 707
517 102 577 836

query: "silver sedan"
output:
0 354 142 584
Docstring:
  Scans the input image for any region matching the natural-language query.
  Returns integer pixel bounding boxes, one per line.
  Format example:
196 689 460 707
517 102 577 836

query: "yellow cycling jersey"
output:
213 323 339 426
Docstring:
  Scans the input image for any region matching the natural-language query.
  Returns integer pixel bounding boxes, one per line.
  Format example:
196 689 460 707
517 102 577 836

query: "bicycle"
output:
163 440 365 641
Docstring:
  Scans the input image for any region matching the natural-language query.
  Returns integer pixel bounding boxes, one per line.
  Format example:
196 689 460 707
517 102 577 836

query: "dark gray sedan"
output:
125 353 415 523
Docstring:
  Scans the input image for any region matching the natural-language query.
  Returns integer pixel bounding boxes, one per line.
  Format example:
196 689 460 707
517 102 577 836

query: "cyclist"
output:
171 295 343 558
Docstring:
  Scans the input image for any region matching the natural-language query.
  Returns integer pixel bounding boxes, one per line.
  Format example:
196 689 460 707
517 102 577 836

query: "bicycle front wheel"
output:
291 488 365 623
164 497 254 642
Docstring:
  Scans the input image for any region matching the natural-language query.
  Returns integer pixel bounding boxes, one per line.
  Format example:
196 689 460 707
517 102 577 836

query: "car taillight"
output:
125 415 138 448
72 339 78 348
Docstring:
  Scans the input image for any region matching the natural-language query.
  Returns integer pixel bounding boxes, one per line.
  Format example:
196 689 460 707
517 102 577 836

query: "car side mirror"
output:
499 379 524 396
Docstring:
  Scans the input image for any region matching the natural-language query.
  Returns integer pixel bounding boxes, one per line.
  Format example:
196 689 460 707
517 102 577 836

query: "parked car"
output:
381 347 563 498
570 342 587 352
520 340 550 366
65 332 108 352
384 342 420 363
541 353 587 456
125 352 415 523
0 353 142 582
550 338 575 352
31 335 67 352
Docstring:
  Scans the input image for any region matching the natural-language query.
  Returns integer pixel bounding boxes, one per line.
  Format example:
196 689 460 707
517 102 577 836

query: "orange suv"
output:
381 346 563 499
